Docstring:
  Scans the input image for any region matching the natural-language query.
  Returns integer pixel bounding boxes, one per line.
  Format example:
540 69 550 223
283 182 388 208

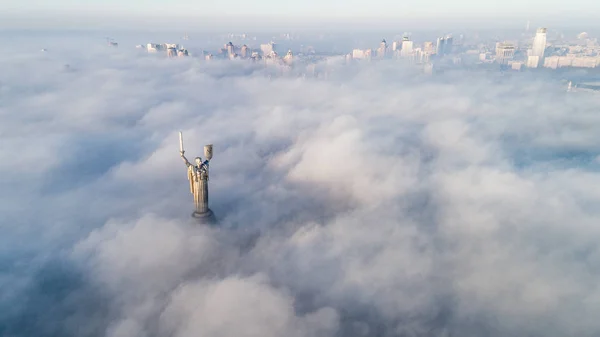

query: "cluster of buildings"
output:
478 28 600 70
348 34 453 66
342 27 600 75
436 36 454 56
132 26 599 80
346 34 455 75
138 43 189 57
203 41 294 66
531 28 600 69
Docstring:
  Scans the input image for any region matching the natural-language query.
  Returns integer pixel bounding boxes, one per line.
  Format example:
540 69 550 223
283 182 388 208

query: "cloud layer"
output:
2 38 600 337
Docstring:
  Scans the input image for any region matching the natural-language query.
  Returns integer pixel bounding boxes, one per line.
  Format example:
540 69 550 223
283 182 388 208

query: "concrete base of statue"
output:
192 208 216 224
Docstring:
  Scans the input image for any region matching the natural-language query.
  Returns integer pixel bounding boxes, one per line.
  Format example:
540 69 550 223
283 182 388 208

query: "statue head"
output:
195 157 202 165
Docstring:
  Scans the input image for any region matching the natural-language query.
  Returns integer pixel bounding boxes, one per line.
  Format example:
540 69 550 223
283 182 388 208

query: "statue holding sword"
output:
179 131 214 219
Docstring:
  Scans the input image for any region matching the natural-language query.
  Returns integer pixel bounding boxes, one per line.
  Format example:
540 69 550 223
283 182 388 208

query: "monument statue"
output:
179 131 214 219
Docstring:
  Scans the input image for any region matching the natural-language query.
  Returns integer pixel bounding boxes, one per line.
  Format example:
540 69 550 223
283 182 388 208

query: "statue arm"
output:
180 152 192 167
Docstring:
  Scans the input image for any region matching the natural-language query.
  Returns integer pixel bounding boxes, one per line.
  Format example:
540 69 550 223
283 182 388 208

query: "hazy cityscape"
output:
3 2 600 337
120 24 600 90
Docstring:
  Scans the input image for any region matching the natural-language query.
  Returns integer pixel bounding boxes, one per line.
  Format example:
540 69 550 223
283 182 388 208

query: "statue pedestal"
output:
192 209 215 224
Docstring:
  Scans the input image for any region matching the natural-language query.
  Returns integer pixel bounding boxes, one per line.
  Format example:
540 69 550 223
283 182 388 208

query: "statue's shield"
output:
204 144 213 160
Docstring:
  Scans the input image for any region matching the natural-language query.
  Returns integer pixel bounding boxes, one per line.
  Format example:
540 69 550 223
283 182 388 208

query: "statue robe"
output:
187 163 209 214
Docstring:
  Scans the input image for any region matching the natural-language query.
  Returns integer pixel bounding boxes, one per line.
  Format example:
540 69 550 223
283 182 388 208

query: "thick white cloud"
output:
2 37 600 337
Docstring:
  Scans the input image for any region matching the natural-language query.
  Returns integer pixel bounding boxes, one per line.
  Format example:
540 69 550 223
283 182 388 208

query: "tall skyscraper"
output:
532 28 547 58
240 45 249 58
377 39 387 58
436 37 444 55
435 35 453 56
283 50 293 65
413 48 424 63
400 36 413 57
445 36 453 54
226 42 235 57
526 55 540 68
527 28 547 68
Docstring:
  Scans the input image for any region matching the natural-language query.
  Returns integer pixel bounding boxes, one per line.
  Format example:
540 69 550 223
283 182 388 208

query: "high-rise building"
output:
392 41 399 52
423 42 434 54
226 42 235 56
260 42 276 56
264 51 278 65
445 36 453 54
527 55 540 68
413 48 424 63
436 37 443 55
177 49 189 57
377 39 387 58
352 49 365 59
527 28 547 68
240 45 249 58
435 36 453 56
167 47 178 58
283 50 293 65
495 42 515 64
532 28 547 58
400 36 413 57
147 43 159 53
352 49 372 60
